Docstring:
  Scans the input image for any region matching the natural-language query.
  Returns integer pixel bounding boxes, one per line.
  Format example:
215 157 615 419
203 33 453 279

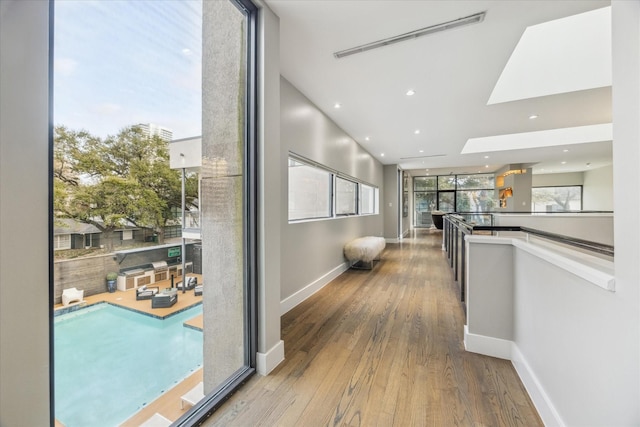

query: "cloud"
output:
54 57 78 76
89 103 122 115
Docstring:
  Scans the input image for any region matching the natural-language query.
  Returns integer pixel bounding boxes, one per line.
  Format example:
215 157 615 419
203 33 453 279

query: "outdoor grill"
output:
122 268 145 278
151 261 168 273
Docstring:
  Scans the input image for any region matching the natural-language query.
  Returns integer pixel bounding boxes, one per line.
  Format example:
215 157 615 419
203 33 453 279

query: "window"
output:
532 186 582 212
414 176 437 191
288 158 332 220
413 173 495 227
336 177 358 215
360 184 376 215
288 155 378 222
52 0 259 425
54 234 71 250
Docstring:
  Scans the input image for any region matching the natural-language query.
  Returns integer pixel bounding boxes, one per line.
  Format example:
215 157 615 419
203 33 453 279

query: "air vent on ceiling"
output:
334 11 486 59
400 154 446 160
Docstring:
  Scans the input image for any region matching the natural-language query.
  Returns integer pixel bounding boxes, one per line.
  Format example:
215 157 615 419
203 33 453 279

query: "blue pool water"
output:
54 303 203 427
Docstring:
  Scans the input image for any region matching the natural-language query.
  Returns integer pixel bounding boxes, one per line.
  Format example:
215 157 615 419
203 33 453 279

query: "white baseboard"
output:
280 262 349 315
463 325 512 360
385 238 399 244
256 339 284 376
463 328 565 427
511 343 565 427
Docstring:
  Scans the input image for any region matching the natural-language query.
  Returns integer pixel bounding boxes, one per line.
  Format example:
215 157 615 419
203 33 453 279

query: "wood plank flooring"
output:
202 229 543 427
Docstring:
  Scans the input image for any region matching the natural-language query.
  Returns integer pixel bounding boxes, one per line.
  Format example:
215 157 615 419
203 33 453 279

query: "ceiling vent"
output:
334 11 486 59
400 154 446 160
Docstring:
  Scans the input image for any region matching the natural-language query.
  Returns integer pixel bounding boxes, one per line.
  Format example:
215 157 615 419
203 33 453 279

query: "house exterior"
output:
53 218 102 250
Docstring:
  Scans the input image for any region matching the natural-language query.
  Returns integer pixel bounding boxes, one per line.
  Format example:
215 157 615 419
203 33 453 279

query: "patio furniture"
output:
194 284 203 296
151 288 178 308
139 413 171 427
181 382 204 409
136 285 159 301
61 287 84 306
176 275 197 291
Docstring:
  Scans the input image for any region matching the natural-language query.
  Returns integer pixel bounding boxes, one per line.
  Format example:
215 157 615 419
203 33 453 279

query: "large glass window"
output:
53 0 258 425
532 186 583 212
413 173 495 227
288 158 332 220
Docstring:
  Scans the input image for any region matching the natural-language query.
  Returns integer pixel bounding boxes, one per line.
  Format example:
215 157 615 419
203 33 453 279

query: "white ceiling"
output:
265 0 612 176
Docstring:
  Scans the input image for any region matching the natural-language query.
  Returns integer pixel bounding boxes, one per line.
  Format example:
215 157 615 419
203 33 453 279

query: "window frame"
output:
335 176 359 216
287 153 379 223
531 185 584 212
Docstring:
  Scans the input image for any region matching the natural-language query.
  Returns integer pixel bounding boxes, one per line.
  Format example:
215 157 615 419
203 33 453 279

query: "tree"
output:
54 125 198 251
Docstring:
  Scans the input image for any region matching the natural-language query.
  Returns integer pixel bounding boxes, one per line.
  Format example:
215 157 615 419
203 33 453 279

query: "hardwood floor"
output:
203 229 542 427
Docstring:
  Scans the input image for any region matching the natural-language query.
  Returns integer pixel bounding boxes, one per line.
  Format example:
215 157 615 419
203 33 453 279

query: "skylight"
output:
488 6 611 105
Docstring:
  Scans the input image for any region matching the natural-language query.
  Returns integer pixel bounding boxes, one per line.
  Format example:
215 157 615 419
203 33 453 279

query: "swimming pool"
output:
54 303 203 427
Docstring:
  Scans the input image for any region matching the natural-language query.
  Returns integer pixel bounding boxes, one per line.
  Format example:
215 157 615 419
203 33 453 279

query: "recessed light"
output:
380 153 385 157
561 161 567 164
334 103 341 109
485 165 489 168
365 137 370 141
483 155 489 159
419 150 424 153
406 89 415 96
563 149 569 152
529 114 538 120
586 163 591 167
414 129 420 135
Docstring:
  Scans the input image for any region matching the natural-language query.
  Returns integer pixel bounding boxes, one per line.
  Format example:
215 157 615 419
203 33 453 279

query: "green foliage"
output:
106 272 118 281
54 125 198 249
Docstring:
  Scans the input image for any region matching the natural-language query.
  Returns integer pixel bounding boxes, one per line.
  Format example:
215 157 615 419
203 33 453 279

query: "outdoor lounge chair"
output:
151 288 178 308
61 287 84 306
136 285 159 300
176 275 197 291
139 413 171 427
180 381 204 409
194 284 203 296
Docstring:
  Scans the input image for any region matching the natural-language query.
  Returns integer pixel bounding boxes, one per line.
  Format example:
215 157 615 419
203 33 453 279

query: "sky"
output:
54 0 203 140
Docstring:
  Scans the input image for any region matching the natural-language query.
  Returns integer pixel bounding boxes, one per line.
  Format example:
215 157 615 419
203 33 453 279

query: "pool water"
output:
54 303 203 427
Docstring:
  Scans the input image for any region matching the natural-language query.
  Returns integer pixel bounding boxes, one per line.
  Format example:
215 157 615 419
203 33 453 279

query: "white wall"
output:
583 164 613 210
611 0 640 424
0 1 51 425
465 236 633 426
280 77 384 312
255 1 284 374
464 3 640 424
493 213 614 245
532 172 584 187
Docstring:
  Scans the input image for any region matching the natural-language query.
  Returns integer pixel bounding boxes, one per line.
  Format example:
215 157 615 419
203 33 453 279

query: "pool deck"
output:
54 274 206 426
54 274 204 319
